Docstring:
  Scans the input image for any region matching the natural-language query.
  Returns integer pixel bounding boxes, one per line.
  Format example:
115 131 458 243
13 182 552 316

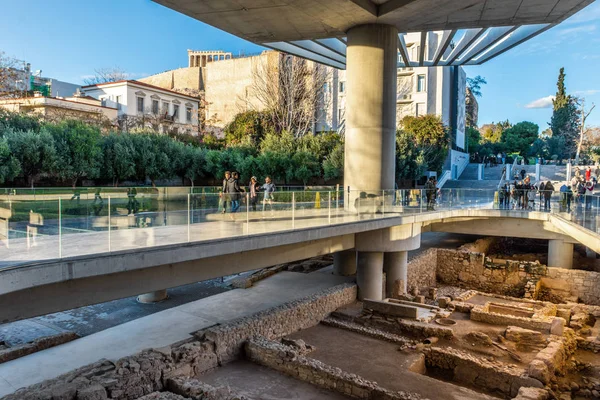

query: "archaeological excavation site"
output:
4 237 600 400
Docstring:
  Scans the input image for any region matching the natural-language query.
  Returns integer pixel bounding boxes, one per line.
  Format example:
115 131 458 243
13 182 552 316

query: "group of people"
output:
472 152 507 167
497 165 597 212
220 171 276 218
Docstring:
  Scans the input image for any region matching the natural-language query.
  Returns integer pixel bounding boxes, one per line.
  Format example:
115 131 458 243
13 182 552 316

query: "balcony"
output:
396 94 412 103
397 67 414 75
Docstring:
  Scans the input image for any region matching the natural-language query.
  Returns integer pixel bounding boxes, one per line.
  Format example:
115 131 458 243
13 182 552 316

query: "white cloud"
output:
525 95 555 109
574 89 600 96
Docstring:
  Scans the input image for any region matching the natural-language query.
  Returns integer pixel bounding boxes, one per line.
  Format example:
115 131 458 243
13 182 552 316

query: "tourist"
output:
538 181 545 208
248 176 260 211
503 184 510 209
230 172 244 214
595 164 600 180
502 152 506 165
425 177 436 211
585 166 592 182
520 168 526 180
510 184 518 210
585 181 595 211
543 181 554 211
559 184 572 212
222 171 233 214
261 176 276 212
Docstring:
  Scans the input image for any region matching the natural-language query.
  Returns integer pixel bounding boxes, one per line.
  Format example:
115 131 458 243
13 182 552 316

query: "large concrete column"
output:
333 250 357 276
548 240 573 269
344 24 398 208
137 289 168 303
356 252 384 301
384 251 408 297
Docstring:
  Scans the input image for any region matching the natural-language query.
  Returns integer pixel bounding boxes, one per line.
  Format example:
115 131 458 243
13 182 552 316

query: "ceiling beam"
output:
461 26 519 64
262 42 346 69
348 0 378 16
418 31 426 66
288 40 346 64
476 24 553 64
378 0 419 17
397 34 411 66
432 29 457 66
314 38 346 57
444 28 485 65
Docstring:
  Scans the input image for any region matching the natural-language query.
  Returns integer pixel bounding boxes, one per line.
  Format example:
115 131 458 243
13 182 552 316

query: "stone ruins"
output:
3 237 600 400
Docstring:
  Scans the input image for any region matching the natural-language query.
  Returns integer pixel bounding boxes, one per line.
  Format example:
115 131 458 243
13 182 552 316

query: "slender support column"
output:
384 251 408 297
137 289 168 303
345 24 398 209
548 239 573 269
333 250 357 276
356 251 384 300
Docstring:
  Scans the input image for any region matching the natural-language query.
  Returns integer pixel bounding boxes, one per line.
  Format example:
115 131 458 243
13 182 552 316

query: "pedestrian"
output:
425 177 436 211
230 172 243 215
261 176 276 213
559 183 572 212
543 181 554 211
502 152 506 165
595 164 600 180
585 166 592 182
585 180 595 210
510 184 518 210
222 171 233 215
248 176 260 211
520 168 526 180
538 180 545 208
498 184 505 209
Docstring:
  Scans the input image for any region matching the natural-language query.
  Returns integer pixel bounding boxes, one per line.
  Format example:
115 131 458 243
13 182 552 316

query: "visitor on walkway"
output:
595 164 600 180
520 168 526 180
585 181 595 211
502 152 506 165
248 176 260 211
261 176 276 213
559 184 573 212
538 181 546 208
503 184 510 209
425 177 436 211
230 172 244 215
510 184 518 210
543 181 554 211
222 171 233 214
585 167 592 182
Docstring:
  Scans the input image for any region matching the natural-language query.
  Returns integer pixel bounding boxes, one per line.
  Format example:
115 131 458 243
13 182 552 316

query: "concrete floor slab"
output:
0 270 352 397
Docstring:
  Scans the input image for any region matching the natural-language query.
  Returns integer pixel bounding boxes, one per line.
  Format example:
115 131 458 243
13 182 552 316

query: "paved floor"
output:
0 270 353 397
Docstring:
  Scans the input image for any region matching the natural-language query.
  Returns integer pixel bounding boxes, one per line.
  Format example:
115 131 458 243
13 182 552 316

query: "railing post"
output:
187 193 191 242
292 192 295 229
108 196 111 252
246 193 250 234
328 191 331 224
58 197 62 258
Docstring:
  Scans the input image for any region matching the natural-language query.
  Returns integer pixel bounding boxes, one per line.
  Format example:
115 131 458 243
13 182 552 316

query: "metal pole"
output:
187 193 191 242
108 196 111 252
58 198 62 258
292 192 295 229
328 191 331 224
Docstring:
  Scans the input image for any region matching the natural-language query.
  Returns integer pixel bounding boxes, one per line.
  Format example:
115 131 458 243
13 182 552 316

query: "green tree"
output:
466 75 487 98
5 128 57 187
260 130 295 155
395 129 421 180
501 121 539 157
466 126 481 152
399 115 449 174
47 120 103 187
292 151 320 185
0 109 42 132
130 133 173 187
550 67 579 160
323 142 344 181
0 136 20 184
224 111 273 145
102 133 136 186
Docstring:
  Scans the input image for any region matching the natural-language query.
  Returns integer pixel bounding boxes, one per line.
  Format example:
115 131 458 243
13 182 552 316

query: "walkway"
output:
0 269 353 397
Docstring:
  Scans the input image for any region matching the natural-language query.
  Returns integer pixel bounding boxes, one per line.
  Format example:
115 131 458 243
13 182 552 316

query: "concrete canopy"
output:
153 0 594 68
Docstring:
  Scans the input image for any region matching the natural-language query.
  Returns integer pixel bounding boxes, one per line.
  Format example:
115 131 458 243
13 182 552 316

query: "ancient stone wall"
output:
436 249 547 298
245 336 422 400
457 237 495 254
138 68 203 97
201 283 356 363
542 268 600 305
406 249 437 293
423 347 542 397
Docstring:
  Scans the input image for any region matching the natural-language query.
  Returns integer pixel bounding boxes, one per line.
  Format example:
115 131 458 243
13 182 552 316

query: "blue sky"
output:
1 0 599 129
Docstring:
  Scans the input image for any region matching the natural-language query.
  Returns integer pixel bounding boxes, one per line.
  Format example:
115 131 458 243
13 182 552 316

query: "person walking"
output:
248 176 260 211
230 171 243 215
261 176 276 213
585 166 592 182
538 181 545 209
543 181 554 211
222 171 234 215
584 180 595 211
520 168 526 180
425 177 436 211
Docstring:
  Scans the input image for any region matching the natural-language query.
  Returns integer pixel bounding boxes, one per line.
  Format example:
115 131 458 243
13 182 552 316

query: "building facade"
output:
82 80 200 134
0 92 118 123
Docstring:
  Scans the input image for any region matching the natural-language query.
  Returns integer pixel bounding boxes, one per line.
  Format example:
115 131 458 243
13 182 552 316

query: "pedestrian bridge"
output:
0 189 598 323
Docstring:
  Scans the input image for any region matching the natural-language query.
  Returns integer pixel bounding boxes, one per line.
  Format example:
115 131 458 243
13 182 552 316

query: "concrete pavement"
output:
0 269 353 397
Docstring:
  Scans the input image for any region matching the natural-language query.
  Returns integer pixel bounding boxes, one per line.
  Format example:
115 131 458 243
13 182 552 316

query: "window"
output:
115 95 122 111
173 104 179 120
338 108 343 122
339 81 345 93
323 82 329 93
137 97 144 113
152 100 159 114
416 103 425 117
417 75 426 92
162 101 169 114
100 97 107 107
186 107 192 123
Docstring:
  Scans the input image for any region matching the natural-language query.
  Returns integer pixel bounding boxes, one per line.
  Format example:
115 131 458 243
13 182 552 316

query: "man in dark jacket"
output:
222 171 232 214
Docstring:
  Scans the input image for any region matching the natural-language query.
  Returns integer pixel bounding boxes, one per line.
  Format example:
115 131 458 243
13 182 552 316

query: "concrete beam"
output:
0 234 354 323
549 214 600 253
